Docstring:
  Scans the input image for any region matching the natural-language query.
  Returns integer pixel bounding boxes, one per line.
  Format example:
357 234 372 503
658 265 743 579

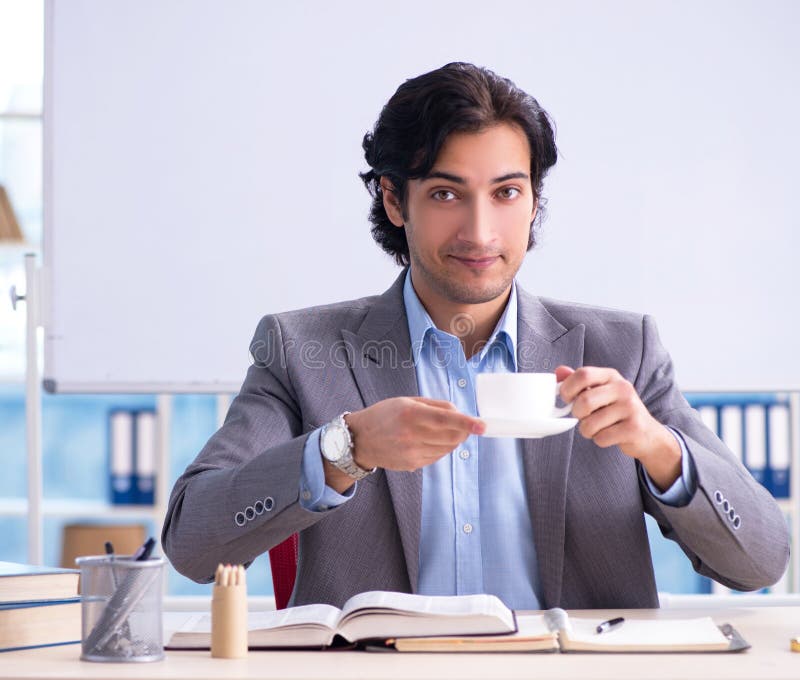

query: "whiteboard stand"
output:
24 253 44 565
9 252 45 564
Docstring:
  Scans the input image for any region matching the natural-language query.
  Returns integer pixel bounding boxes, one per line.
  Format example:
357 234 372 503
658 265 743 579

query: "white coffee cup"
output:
476 372 572 421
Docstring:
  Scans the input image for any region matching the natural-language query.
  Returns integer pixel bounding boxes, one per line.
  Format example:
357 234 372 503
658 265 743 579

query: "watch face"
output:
322 425 348 462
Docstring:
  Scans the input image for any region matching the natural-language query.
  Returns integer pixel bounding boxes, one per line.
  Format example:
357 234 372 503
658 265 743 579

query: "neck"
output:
409 270 511 359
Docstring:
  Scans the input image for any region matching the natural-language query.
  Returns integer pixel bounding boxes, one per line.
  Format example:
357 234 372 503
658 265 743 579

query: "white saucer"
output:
481 416 578 439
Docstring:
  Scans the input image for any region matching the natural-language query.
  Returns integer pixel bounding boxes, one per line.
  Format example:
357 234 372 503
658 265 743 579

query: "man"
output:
162 63 788 609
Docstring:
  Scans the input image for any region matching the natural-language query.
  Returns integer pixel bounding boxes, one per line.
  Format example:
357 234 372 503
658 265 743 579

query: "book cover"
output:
109 410 135 504
134 410 157 505
768 404 791 499
0 562 79 604
0 599 81 653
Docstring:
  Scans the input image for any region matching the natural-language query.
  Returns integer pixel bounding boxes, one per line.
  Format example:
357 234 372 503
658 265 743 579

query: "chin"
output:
437 276 511 305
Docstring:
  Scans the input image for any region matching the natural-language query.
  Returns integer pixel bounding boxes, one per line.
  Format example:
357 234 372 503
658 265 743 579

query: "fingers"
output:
560 368 653 453
570 383 618 420
410 397 485 435
558 366 621 404
577 402 629 444
584 419 638 449
554 365 574 384
415 424 474 450
352 396 486 472
410 396 459 410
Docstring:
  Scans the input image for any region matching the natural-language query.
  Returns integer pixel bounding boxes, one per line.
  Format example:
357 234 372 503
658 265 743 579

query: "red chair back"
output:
268 533 298 609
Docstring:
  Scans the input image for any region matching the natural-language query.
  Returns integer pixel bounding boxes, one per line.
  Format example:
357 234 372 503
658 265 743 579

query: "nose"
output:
458 196 495 248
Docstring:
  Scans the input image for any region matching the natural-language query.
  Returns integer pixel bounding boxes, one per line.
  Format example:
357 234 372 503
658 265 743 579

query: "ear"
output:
379 177 405 228
531 197 539 223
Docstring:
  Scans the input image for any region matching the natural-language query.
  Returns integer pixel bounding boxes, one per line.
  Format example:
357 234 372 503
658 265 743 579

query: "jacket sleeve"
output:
161 314 334 583
635 314 789 591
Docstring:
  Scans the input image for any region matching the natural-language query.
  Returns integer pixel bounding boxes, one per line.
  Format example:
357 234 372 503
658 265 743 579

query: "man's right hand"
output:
323 397 485 493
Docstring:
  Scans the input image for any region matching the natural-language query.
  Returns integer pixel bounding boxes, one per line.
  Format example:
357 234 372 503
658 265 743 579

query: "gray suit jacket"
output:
162 270 789 608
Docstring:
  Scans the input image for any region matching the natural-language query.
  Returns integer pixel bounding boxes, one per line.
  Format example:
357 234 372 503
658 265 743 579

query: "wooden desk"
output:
2 606 799 679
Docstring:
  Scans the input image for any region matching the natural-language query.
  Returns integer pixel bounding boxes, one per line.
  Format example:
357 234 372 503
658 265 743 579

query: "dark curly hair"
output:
360 62 558 266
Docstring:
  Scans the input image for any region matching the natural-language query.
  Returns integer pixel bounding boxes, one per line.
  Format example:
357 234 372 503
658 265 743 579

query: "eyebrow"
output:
421 171 529 184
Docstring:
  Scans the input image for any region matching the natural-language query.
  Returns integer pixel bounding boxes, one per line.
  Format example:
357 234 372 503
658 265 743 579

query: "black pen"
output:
596 617 625 634
104 541 119 587
131 537 156 561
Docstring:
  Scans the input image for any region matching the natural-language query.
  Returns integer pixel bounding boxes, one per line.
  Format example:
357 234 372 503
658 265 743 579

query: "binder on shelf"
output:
768 404 791 499
743 404 767 489
720 405 743 462
109 411 135 505
134 411 157 505
697 405 719 436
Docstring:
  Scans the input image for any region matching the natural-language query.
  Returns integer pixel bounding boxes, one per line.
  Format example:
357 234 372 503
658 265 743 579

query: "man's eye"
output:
497 187 520 199
431 190 456 201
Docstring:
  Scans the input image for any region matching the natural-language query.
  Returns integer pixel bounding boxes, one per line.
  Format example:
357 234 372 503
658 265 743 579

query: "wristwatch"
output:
319 412 376 481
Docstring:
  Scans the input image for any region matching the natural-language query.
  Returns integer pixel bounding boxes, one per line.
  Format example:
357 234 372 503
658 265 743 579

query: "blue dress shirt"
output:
298 271 695 609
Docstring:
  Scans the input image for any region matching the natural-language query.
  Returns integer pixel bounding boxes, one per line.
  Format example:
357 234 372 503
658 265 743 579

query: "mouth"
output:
449 255 500 270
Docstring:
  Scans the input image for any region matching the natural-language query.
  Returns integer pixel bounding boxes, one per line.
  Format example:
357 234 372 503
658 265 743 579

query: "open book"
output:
167 591 516 649
389 608 748 653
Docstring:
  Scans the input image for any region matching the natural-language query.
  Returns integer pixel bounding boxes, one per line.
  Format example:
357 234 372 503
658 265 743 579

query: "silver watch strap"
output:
333 412 376 481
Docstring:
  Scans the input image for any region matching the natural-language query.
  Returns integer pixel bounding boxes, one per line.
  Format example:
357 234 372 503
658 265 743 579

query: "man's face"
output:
383 123 537 306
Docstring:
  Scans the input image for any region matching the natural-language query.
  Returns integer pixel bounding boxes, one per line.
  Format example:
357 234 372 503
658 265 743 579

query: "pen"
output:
104 541 118 586
596 617 625 634
105 540 133 642
131 537 156 561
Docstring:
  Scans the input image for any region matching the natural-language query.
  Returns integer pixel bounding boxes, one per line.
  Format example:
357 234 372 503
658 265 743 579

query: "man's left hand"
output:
555 365 682 491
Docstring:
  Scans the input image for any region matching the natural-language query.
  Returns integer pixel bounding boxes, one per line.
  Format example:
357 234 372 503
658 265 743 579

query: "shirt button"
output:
459 449 470 460
463 523 473 534
302 490 311 501
457 378 467 388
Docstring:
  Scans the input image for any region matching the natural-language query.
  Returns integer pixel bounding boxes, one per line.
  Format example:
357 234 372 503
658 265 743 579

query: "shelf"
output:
0 112 42 121
0 498 158 518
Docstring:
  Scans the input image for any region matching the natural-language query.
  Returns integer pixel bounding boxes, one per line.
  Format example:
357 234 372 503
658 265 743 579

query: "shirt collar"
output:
402 269 518 368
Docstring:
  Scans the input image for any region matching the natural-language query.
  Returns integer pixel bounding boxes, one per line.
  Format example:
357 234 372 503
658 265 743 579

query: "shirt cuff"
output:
641 427 697 507
299 428 357 512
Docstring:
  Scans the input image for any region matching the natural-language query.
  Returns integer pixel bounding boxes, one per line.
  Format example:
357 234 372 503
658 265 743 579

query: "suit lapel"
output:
516 288 585 608
341 270 423 592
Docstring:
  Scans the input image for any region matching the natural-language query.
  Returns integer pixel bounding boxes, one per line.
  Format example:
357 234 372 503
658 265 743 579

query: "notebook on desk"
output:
382 609 749 653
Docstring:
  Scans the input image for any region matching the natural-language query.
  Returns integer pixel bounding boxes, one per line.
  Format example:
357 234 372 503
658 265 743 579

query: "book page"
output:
392 614 558 652
174 604 341 634
562 616 730 651
340 591 512 621
168 604 342 649
337 591 516 643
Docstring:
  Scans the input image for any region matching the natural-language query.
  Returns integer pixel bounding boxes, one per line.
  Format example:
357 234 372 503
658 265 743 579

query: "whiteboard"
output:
43 0 800 393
